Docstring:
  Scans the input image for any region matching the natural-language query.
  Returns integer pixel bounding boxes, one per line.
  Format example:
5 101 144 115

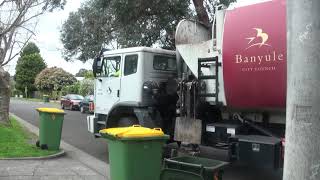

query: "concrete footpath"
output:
0 114 110 180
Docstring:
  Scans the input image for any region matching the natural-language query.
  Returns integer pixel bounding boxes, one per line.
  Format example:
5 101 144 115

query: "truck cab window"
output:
124 55 138 76
100 56 121 77
153 55 176 71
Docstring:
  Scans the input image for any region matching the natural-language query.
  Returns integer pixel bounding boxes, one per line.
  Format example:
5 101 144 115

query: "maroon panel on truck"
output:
222 0 286 109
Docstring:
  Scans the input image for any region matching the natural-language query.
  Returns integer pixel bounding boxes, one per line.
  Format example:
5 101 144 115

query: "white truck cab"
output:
88 47 177 136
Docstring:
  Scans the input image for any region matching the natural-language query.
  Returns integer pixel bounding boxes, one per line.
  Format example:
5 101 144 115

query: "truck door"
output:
95 56 122 115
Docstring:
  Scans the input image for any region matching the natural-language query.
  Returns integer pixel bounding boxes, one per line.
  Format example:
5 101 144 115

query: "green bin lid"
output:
36 108 65 114
100 125 166 138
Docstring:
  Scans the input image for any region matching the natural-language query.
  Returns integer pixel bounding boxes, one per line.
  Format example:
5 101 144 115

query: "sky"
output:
4 0 92 76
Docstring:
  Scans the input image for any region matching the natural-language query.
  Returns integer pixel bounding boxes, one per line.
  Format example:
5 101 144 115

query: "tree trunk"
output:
192 0 210 27
0 67 10 124
284 1 320 180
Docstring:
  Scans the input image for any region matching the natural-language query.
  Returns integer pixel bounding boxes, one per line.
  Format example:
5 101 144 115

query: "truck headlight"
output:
142 81 159 94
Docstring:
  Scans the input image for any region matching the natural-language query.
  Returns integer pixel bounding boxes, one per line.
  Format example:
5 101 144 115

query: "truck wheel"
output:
118 116 139 127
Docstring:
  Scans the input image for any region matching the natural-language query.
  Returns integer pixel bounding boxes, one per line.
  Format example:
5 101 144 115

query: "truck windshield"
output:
153 55 176 71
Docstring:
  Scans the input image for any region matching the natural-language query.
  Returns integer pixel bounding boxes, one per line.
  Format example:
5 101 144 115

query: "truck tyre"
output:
118 116 139 127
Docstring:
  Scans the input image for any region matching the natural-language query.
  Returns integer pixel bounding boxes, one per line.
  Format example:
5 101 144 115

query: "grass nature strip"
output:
0 116 58 158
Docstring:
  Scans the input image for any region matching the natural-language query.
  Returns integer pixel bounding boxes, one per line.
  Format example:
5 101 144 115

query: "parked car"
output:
79 95 94 114
61 94 84 110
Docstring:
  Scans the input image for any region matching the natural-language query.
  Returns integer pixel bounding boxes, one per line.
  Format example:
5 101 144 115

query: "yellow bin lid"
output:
99 125 165 138
36 108 65 114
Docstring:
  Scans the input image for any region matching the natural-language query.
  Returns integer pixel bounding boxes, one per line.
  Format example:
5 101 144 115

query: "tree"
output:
0 68 10 123
61 0 191 62
75 69 89 77
20 42 40 57
193 0 237 27
84 70 94 79
14 43 46 97
35 67 77 94
0 1 65 67
79 79 94 96
61 82 80 95
192 0 210 27
0 0 65 124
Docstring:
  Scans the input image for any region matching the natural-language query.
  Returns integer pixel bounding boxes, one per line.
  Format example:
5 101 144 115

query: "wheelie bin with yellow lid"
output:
99 125 169 180
36 108 65 150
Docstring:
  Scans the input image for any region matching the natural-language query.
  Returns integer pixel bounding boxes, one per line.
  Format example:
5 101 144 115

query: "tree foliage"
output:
35 67 77 93
14 43 46 97
0 0 65 123
61 79 94 96
0 0 66 66
219 0 237 7
76 68 89 77
61 82 80 95
61 0 191 62
60 0 237 63
84 70 94 79
15 54 46 95
201 0 237 22
20 42 40 57
79 79 94 96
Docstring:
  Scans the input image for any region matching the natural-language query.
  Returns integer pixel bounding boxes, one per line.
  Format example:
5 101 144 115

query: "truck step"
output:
198 75 217 80
97 121 106 125
198 93 217 97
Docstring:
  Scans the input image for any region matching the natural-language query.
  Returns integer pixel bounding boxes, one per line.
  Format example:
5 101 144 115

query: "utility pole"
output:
284 1 320 180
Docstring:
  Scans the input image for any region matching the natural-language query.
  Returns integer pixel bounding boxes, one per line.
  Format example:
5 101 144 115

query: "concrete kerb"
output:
0 150 65 160
9 113 110 179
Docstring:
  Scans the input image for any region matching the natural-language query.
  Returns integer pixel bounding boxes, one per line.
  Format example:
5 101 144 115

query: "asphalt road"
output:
10 99 109 162
10 99 282 180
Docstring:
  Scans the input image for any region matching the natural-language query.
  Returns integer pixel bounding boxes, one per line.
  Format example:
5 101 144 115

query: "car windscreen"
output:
69 95 84 100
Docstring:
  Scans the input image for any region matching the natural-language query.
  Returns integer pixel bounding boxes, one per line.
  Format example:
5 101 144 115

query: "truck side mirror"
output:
93 57 102 77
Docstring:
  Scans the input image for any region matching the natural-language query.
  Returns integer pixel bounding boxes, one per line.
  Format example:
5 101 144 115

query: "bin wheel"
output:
36 140 40 147
40 144 48 150
118 116 139 127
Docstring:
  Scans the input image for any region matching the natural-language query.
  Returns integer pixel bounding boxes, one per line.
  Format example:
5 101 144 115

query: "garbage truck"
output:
88 0 286 170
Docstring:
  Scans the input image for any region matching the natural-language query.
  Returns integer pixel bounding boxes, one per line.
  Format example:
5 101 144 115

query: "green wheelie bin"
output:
36 108 65 150
161 156 229 180
100 125 169 180
43 95 49 103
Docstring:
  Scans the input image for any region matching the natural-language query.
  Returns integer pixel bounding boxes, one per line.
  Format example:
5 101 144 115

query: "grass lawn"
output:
0 116 59 158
